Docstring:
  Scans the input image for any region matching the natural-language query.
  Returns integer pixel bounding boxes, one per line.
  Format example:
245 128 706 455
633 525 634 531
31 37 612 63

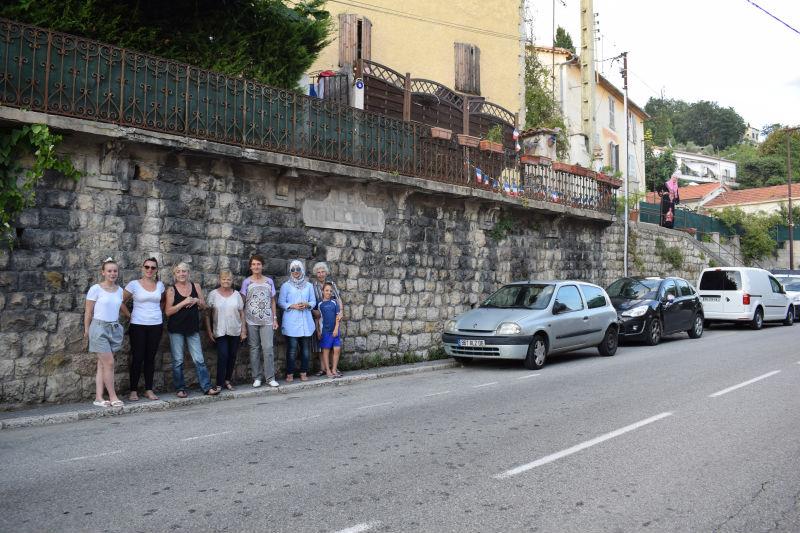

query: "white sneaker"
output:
268 379 279 387
252 379 262 388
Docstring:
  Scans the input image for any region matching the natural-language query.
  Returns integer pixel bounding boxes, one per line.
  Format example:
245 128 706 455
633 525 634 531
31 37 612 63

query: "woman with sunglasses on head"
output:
165 262 218 398
84 257 129 408
241 254 279 388
123 258 166 401
278 260 316 382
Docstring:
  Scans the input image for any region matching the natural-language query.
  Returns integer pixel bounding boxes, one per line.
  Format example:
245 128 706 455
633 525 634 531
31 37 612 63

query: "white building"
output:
653 147 737 186
743 123 761 145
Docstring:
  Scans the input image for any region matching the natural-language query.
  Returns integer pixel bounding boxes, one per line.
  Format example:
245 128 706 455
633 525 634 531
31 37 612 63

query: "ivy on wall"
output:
0 124 80 247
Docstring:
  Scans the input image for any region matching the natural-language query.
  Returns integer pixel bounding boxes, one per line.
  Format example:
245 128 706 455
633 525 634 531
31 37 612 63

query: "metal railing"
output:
0 18 618 214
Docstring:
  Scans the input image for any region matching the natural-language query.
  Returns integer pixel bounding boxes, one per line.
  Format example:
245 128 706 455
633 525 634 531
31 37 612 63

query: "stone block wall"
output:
0 133 716 406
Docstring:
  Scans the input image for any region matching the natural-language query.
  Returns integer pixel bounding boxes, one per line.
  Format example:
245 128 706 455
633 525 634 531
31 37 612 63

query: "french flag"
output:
511 183 518 196
503 181 511 194
475 167 483 185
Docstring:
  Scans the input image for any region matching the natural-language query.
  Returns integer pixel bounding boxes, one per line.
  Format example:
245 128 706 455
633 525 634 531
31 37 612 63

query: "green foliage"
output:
1 0 332 89
489 215 516 241
644 130 677 192
523 50 569 160
427 345 449 360
626 229 645 274
644 97 746 151
615 190 646 216
553 26 575 54
720 128 799 189
0 124 80 247
485 125 504 143
716 207 781 265
708 259 718 268
655 237 684 270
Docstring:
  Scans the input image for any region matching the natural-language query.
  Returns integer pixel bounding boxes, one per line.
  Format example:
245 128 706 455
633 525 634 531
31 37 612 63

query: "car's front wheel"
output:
688 313 704 339
645 317 662 346
597 325 619 356
524 334 547 370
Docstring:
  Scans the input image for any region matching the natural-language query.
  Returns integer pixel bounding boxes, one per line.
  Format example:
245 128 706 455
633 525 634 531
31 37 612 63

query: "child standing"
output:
84 258 129 408
316 282 342 378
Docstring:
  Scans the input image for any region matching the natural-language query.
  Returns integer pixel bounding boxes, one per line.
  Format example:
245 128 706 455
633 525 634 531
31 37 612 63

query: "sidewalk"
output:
0 359 458 430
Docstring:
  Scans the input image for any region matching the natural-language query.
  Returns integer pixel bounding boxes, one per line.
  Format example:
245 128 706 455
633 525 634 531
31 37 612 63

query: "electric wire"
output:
744 0 800 36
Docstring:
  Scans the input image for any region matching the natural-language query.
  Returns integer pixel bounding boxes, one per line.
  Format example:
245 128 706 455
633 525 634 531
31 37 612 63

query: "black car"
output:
606 276 704 345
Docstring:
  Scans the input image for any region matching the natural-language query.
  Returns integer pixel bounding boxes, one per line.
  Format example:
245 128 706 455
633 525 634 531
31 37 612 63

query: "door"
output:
579 284 611 345
767 275 788 320
549 285 589 351
698 269 743 315
660 280 682 333
675 279 696 329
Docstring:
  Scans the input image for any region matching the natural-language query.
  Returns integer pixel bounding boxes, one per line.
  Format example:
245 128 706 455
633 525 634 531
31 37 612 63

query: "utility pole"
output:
622 52 629 277
579 0 596 161
788 127 798 270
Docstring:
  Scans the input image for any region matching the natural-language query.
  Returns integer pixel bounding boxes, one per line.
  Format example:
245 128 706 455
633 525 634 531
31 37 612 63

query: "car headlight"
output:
444 319 458 333
496 322 522 335
621 305 648 318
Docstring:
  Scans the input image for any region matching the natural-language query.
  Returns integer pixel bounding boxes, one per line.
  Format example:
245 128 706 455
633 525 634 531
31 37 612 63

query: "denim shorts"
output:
319 332 341 350
89 319 124 353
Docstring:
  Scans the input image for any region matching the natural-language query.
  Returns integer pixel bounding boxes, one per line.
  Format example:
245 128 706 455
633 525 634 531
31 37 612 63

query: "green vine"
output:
627 228 645 273
489 215 516 241
655 237 684 270
0 124 80 247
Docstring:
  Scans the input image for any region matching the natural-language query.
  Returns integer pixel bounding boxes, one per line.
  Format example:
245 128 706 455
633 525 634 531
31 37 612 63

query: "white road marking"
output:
517 373 541 380
423 390 452 397
181 431 233 442
56 450 123 462
472 382 498 388
494 412 673 479
356 402 392 410
708 371 781 398
295 414 321 422
333 522 379 533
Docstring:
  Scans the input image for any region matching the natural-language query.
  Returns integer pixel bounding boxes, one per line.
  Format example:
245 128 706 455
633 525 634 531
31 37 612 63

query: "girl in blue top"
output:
278 260 316 382
316 282 342 378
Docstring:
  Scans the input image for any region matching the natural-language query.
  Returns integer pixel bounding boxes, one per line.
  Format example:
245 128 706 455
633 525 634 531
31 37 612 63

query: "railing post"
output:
118 48 126 125
462 97 470 136
403 72 411 122
184 64 190 134
43 31 51 111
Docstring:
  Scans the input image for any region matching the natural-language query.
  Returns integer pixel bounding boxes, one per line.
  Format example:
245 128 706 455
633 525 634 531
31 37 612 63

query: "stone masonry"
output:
0 120 718 407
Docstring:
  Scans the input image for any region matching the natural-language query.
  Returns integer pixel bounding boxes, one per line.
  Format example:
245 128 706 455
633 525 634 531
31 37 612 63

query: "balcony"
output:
0 18 619 217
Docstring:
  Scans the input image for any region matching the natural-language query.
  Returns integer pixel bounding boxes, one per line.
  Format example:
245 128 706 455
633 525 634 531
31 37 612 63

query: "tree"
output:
554 26 575 54
0 0 332 89
524 50 569 160
716 207 781 265
644 130 676 191
644 97 746 151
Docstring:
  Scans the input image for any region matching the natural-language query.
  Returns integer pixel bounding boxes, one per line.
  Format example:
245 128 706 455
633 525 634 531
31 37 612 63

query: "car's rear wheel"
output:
783 308 794 326
597 325 618 356
453 356 473 365
524 334 547 370
688 313 704 339
645 317 662 346
750 308 763 330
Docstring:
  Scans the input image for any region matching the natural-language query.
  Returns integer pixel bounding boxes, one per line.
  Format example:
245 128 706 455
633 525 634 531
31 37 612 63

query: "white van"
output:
697 267 794 329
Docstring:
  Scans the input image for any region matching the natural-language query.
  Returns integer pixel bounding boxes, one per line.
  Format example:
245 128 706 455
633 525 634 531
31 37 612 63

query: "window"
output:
628 153 636 179
608 96 615 130
554 285 584 313
677 279 694 297
338 14 372 67
699 270 742 291
481 284 554 310
454 43 481 95
582 285 608 309
662 280 678 299
609 142 619 172
769 277 784 293
628 112 637 142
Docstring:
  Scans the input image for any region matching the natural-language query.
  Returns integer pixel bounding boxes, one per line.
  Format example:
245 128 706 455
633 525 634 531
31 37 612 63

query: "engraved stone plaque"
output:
302 187 385 233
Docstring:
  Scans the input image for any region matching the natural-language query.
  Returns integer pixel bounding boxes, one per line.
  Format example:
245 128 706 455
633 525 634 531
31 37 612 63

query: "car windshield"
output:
606 278 659 300
785 282 800 292
481 284 555 309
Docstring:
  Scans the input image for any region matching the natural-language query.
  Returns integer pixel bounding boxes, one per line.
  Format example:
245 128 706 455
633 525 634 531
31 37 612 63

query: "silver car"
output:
442 281 620 369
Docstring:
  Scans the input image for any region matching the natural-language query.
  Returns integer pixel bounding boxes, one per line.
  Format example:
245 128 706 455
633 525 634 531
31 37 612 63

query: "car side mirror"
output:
552 301 567 314
667 294 675 302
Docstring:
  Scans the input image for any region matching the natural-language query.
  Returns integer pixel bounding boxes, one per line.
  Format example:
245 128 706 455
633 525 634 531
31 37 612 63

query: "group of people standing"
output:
84 255 344 407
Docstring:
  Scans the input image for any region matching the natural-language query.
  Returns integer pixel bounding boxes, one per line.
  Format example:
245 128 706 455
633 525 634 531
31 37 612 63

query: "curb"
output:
0 359 459 430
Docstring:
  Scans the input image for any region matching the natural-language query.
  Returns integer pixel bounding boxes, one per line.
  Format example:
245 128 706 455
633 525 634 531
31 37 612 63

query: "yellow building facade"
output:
309 0 526 122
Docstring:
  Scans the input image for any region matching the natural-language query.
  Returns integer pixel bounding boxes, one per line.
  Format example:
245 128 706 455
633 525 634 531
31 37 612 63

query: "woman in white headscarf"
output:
278 260 317 382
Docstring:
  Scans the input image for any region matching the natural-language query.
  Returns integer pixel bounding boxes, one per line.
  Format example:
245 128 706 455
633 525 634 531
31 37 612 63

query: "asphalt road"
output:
1 323 799 533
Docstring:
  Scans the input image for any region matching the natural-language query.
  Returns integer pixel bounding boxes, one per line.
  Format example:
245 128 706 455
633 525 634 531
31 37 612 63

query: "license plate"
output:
459 339 485 347
703 296 720 302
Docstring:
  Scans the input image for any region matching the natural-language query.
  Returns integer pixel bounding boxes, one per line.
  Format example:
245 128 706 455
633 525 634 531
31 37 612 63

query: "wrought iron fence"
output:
0 18 618 214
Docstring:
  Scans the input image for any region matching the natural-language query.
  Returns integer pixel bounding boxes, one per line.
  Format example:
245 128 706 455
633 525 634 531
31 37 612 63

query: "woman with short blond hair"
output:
205 270 246 391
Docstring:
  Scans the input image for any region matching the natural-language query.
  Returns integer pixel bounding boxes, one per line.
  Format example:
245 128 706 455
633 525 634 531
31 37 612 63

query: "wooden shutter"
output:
338 13 358 67
455 43 481 95
360 17 372 61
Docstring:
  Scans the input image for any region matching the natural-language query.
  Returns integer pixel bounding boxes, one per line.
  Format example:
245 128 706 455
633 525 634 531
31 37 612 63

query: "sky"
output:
527 0 800 132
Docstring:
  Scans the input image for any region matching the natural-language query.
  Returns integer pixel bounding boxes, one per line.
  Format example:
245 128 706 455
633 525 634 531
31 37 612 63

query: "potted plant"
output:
430 126 452 140
457 133 480 148
479 125 504 153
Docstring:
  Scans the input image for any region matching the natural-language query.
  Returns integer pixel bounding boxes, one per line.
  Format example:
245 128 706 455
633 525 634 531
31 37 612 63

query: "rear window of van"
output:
699 270 742 291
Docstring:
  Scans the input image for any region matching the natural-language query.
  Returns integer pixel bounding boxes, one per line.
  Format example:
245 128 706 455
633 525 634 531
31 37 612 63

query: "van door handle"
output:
582 316 589 321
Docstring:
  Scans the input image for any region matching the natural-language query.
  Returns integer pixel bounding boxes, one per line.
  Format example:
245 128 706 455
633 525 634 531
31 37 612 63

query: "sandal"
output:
224 381 235 391
300 373 308 382
285 375 294 383
110 400 124 408
313 370 325 377
128 392 139 402
92 400 110 407
176 390 188 399
205 388 219 396
144 390 159 401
